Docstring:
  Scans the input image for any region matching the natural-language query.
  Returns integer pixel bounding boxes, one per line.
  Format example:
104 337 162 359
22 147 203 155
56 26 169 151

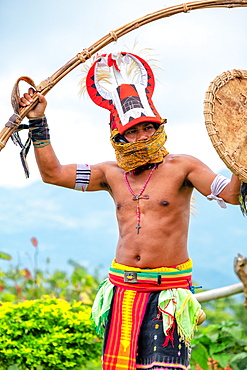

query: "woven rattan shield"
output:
1 0 247 152
204 70 247 182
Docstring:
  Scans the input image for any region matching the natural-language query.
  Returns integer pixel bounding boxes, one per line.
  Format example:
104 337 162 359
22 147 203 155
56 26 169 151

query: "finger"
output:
28 87 35 97
23 93 33 104
19 100 27 107
19 95 32 106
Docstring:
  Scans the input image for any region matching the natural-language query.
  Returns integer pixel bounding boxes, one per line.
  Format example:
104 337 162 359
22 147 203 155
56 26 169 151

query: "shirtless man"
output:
21 94 240 269
19 52 241 370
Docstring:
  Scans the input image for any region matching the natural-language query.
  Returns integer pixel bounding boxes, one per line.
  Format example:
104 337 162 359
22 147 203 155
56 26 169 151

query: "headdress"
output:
86 52 164 135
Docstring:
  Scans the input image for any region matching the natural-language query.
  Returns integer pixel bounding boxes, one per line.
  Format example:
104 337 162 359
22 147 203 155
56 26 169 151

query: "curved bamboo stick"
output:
1 0 247 151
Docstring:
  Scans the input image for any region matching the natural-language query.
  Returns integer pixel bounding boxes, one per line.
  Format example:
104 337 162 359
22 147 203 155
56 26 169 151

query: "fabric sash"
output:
108 258 193 292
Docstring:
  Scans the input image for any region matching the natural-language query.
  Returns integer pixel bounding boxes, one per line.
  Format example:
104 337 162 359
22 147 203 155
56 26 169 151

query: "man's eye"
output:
126 130 136 135
145 126 154 130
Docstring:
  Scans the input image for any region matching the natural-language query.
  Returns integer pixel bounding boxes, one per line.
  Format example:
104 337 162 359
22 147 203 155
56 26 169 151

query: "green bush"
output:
191 321 247 370
0 297 102 370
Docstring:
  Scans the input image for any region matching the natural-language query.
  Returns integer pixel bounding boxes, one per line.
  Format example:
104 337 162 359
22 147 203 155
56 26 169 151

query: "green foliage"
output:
0 257 101 304
0 297 102 370
0 252 12 261
0 237 103 304
0 239 104 369
191 321 247 370
201 296 247 329
190 296 247 370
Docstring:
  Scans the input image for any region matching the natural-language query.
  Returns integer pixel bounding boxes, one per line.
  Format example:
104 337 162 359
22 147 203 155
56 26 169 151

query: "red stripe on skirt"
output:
103 287 150 370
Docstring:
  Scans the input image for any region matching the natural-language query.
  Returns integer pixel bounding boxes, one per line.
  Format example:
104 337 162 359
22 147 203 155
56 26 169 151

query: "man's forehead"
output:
126 122 154 130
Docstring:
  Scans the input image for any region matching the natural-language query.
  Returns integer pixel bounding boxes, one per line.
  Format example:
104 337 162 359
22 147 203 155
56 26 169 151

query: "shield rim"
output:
204 69 247 182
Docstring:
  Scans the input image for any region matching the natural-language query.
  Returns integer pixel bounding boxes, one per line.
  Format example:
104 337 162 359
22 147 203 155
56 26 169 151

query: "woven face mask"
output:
110 124 169 172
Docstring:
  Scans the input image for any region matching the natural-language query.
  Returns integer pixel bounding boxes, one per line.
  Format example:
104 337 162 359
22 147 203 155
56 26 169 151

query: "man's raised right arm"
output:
19 89 107 191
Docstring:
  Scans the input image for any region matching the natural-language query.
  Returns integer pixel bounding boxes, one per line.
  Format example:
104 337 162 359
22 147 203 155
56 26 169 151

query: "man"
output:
20 52 241 370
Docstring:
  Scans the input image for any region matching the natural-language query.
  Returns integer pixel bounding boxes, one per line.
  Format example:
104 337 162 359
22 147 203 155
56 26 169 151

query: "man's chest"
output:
110 173 191 212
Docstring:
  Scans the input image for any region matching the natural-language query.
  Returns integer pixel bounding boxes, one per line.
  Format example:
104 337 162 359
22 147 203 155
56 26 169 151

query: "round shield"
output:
204 69 247 182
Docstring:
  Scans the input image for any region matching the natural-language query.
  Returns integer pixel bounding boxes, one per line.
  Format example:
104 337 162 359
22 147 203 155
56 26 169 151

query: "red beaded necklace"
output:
124 164 157 234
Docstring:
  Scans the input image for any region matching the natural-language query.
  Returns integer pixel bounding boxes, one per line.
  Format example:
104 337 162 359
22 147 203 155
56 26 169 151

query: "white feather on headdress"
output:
78 44 162 96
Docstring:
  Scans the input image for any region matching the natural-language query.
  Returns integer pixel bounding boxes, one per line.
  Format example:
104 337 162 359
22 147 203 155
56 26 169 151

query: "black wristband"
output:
29 116 50 148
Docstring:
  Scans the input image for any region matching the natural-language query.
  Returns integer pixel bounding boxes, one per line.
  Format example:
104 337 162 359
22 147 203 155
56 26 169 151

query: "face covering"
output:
110 124 169 172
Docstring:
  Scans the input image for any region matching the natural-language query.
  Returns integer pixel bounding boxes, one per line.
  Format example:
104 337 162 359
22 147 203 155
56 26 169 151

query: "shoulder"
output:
164 153 203 167
87 161 119 191
162 154 215 187
91 161 119 174
88 161 123 192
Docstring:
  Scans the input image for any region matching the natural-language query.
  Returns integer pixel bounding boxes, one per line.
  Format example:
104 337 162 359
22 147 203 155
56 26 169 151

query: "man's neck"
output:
128 162 161 176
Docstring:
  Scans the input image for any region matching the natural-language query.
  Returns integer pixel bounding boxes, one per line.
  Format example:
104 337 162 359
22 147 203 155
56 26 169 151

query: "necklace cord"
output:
124 164 157 234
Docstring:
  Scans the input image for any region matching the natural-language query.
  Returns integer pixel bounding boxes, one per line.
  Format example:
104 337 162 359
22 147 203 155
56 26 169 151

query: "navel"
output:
136 255 141 261
116 203 122 210
160 200 169 206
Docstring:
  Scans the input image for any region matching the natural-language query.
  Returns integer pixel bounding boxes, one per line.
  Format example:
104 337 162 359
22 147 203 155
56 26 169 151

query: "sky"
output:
0 0 247 291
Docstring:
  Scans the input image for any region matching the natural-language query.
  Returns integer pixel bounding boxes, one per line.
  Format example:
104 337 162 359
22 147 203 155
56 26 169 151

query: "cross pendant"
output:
132 195 149 201
136 225 141 234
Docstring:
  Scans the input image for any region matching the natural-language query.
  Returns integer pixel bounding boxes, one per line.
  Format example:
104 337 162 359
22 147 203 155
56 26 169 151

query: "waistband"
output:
109 258 193 292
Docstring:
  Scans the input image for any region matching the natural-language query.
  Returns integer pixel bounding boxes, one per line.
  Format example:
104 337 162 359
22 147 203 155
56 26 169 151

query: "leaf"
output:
192 334 211 346
207 332 219 343
0 252 12 261
221 324 242 340
209 341 235 355
201 324 220 333
191 344 209 370
213 353 231 368
230 352 247 363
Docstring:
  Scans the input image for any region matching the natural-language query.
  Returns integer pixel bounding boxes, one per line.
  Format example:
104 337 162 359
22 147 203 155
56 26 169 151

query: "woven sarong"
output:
136 292 190 370
103 288 150 369
96 259 200 370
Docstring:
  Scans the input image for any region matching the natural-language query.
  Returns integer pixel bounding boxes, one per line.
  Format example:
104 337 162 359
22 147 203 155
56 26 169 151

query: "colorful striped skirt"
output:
92 259 200 370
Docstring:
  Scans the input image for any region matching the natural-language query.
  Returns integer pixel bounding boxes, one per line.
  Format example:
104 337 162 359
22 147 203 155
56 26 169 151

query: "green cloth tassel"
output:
158 289 201 345
91 279 114 336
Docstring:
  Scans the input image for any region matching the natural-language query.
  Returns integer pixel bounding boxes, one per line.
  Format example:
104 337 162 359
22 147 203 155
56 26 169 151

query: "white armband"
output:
74 164 91 191
207 174 230 209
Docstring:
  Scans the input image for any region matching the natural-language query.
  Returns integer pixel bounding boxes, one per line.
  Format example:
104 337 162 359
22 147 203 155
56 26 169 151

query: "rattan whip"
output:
1 0 247 151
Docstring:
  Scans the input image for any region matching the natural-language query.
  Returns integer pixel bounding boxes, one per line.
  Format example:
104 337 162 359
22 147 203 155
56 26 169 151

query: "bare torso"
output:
97 154 195 268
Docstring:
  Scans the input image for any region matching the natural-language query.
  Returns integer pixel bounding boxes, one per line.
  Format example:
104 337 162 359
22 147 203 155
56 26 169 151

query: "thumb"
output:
37 93 47 105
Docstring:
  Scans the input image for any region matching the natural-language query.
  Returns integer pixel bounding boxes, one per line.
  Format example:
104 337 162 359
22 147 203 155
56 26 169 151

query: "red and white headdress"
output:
86 52 163 135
